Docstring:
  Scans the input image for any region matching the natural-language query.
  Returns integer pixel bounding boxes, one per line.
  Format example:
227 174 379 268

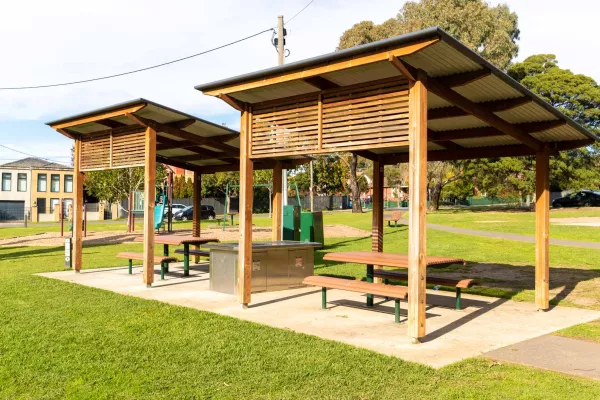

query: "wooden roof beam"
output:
156 132 239 151
428 120 566 142
435 140 463 150
303 76 340 91
436 69 491 87
218 94 245 112
95 119 127 129
388 55 416 81
351 150 379 161
50 104 146 130
426 76 542 151
167 119 196 129
428 97 532 120
125 113 239 157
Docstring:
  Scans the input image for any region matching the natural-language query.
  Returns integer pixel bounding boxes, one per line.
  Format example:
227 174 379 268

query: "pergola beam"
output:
218 94 245 112
428 97 531 120
436 69 491 87
428 120 567 142
156 132 239 151
426 77 542 151
95 119 128 129
351 150 379 161
303 76 340 90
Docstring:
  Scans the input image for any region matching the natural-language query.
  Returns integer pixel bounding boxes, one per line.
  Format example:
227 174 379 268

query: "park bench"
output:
303 275 409 323
384 211 403 227
174 248 210 258
116 252 178 280
373 270 478 310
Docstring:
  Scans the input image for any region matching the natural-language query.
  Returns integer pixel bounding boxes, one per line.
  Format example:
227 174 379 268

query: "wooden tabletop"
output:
134 235 219 245
323 251 465 268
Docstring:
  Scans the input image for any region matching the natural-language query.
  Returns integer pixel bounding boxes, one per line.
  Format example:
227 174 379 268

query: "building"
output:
0 157 73 222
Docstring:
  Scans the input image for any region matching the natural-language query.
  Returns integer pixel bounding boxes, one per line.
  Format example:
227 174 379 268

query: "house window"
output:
37 174 47 192
1 173 11 191
17 173 27 192
50 198 60 213
51 174 60 192
64 175 73 193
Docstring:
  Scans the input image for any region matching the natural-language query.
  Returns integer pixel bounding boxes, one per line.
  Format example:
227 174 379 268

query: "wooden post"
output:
193 171 202 263
143 127 156 287
407 71 428 343
238 105 254 307
272 162 283 241
535 144 550 310
372 158 384 283
72 137 84 272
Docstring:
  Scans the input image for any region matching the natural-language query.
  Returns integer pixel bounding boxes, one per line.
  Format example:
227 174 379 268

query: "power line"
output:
0 144 69 165
0 28 273 90
0 0 317 91
286 0 316 25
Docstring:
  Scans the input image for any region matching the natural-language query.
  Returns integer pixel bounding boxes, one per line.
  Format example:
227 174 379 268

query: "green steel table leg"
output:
183 244 189 276
395 299 400 323
456 288 462 310
321 287 327 309
366 264 374 307
163 244 169 272
128 259 132 275
160 262 165 280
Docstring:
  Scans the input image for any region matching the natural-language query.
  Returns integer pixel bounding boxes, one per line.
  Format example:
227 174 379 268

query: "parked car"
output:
173 205 216 221
164 203 187 217
552 190 600 208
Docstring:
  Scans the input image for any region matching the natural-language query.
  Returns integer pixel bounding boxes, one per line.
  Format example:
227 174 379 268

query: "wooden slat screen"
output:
111 131 145 168
251 95 319 158
80 133 110 171
321 77 410 152
249 77 410 158
79 131 145 171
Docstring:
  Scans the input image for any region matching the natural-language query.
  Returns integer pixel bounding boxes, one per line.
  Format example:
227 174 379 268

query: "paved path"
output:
397 219 600 250
484 335 600 380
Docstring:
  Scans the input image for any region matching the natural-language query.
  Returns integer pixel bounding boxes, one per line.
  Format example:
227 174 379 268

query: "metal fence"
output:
0 206 31 222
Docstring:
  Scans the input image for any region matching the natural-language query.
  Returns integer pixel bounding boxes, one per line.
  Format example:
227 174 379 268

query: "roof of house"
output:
195 27 598 157
0 157 72 170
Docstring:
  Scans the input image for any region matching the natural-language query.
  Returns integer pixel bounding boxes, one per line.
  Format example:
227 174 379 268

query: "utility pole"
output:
277 15 288 235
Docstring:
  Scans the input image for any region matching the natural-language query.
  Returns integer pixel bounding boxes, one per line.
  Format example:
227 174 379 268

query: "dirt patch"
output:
0 224 370 247
550 217 600 227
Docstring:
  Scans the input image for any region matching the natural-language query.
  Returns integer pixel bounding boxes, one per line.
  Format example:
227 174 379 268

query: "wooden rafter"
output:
426 76 542 151
428 97 531 120
303 76 340 90
167 119 196 129
95 119 127 129
351 150 379 161
50 104 146 130
428 120 566 142
125 113 239 156
156 132 239 151
202 38 439 96
388 55 416 81
435 140 463 150
436 69 491 87
218 94 245 112
194 158 311 174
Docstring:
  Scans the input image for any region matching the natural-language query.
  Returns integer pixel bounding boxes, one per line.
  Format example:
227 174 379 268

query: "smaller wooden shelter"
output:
195 27 599 342
47 99 310 286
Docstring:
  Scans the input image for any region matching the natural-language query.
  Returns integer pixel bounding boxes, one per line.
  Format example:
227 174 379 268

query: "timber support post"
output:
238 105 254 307
535 144 550 310
193 171 202 263
372 158 384 282
272 162 283 241
73 136 84 273
407 70 428 343
143 127 156 287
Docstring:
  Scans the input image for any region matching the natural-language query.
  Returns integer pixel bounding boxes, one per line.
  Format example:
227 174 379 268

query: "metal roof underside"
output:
47 99 309 172
195 27 598 156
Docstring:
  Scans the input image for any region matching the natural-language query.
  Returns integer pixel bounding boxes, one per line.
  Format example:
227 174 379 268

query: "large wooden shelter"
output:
47 99 310 286
195 27 598 342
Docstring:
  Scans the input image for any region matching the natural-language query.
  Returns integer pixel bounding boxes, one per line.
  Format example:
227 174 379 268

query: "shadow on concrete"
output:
328 298 440 322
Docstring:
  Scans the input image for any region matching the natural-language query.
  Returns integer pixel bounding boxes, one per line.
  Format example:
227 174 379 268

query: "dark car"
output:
552 190 600 208
173 205 216 221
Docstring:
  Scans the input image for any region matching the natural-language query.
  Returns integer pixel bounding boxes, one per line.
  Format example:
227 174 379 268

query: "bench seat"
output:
116 252 178 280
174 248 210 258
303 275 408 323
373 270 478 310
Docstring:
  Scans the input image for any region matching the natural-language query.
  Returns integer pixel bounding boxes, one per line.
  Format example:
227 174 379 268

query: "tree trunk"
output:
349 154 363 213
428 182 442 211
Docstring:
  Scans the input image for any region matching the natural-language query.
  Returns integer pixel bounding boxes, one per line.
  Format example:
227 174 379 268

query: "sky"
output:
0 0 598 166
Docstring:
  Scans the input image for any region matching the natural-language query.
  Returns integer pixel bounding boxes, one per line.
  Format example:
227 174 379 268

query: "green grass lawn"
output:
2 228 600 397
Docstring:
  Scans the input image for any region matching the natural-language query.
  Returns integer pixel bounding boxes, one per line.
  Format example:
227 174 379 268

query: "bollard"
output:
64 237 72 269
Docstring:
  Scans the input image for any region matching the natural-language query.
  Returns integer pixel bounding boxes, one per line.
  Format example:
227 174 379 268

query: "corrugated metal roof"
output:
195 27 598 152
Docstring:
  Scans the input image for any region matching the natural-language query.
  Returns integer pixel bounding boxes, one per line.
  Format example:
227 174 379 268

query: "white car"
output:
164 203 187 217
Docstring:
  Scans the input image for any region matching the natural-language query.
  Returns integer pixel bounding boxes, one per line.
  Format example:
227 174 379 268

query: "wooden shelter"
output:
47 99 310 286
195 27 598 342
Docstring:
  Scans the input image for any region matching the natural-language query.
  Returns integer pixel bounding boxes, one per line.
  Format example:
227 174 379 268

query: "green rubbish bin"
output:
283 205 300 241
300 211 324 244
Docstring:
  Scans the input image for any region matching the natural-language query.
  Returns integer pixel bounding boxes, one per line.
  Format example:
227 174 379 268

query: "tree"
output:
338 0 520 210
84 165 167 231
313 155 348 195
338 0 519 70
338 154 363 212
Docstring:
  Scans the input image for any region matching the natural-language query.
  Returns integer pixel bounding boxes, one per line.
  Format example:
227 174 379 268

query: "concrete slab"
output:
39 264 600 368
485 335 600 380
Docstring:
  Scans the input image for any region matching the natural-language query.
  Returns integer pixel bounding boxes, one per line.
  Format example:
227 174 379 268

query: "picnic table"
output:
216 212 237 227
323 251 467 307
134 235 219 276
